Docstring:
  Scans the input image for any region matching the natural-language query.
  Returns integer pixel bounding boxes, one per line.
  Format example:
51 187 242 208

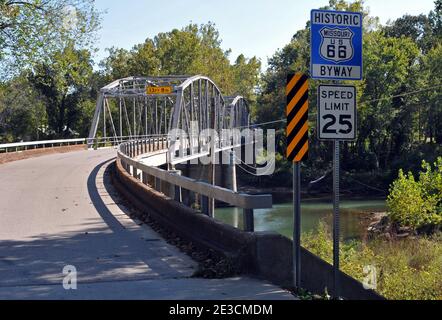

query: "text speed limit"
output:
318 85 357 141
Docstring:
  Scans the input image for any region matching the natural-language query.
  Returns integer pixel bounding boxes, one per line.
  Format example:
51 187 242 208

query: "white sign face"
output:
318 85 357 141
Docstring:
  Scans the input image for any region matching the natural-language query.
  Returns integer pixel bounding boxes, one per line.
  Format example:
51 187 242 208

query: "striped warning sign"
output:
286 73 309 162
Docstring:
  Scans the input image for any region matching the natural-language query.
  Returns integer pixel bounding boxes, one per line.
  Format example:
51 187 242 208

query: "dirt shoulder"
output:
0 144 87 165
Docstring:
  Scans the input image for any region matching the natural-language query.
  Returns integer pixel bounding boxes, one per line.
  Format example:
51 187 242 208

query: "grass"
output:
302 221 442 300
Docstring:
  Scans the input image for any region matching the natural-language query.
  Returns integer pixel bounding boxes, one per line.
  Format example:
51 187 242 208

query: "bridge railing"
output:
0 138 86 153
86 135 168 149
0 135 169 153
117 138 272 232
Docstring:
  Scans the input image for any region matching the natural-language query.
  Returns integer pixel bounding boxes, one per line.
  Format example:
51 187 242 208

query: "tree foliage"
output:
100 22 261 98
0 75 46 141
387 157 442 229
28 44 95 137
0 0 100 78
256 0 442 189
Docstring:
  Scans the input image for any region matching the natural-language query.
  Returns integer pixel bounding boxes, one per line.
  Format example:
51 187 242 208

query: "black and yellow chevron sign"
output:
286 73 309 162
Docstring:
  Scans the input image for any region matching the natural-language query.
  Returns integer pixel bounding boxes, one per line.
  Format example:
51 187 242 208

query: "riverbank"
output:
303 221 442 300
216 198 442 300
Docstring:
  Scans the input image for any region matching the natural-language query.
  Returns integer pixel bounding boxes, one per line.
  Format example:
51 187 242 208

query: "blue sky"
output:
93 0 437 69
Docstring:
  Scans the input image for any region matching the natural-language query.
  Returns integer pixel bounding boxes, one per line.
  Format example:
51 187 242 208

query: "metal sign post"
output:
333 139 340 299
286 74 309 290
317 83 357 299
293 162 301 288
311 8 362 298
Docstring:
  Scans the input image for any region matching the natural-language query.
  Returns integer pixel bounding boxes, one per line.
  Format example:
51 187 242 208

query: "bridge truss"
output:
88 75 250 147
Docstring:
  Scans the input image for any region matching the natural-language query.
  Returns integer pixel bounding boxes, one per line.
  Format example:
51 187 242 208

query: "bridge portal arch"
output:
87 75 250 147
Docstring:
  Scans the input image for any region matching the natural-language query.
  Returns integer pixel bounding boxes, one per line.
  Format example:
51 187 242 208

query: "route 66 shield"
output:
319 27 354 63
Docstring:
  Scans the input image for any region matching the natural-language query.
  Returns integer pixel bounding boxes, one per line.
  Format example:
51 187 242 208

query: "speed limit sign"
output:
318 84 357 141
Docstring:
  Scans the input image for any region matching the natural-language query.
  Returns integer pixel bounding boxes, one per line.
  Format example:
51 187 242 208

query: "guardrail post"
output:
243 209 254 232
168 170 182 202
132 165 138 179
154 177 161 192
147 174 155 187
201 196 209 216
142 171 148 185
122 159 127 172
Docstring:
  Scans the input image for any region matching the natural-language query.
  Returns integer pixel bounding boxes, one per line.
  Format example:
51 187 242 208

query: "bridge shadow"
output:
0 158 196 299
86 158 126 232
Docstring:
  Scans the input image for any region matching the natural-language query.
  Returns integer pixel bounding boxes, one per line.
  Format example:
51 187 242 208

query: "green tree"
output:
421 44 442 144
384 14 435 53
100 22 260 99
0 0 100 78
99 47 132 82
387 157 442 230
0 75 46 142
29 44 94 137
358 32 420 169
232 54 261 103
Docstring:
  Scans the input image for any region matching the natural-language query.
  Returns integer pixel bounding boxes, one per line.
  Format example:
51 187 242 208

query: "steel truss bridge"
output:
87 75 250 150
85 74 272 227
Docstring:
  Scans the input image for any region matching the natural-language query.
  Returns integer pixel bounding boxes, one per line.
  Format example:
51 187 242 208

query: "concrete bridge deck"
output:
0 149 295 300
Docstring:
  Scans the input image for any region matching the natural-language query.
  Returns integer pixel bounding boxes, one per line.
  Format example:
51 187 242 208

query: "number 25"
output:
323 114 352 134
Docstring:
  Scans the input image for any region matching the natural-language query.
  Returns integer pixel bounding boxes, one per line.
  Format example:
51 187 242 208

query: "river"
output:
215 199 386 240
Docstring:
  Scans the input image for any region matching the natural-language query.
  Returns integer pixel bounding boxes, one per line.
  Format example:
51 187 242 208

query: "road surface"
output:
0 148 295 300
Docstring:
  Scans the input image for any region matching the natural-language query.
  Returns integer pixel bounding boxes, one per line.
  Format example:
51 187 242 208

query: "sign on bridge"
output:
310 9 363 80
146 86 173 95
318 84 357 141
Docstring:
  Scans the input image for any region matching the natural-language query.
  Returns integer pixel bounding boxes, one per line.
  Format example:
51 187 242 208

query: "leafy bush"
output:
302 221 442 300
387 157 442 230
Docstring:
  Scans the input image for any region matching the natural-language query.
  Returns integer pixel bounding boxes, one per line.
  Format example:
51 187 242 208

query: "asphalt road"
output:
0 148 295 300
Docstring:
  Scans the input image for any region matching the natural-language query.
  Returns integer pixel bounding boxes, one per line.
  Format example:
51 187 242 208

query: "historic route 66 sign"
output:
320 27 354 63
311 10 363 80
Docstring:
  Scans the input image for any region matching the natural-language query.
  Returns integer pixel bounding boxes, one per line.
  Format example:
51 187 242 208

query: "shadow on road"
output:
0 158 194 299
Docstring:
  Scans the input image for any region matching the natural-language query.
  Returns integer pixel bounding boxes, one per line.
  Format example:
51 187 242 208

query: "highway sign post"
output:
286 73 309 290
318 85 357 297
310 9 363 80
311 8 362 299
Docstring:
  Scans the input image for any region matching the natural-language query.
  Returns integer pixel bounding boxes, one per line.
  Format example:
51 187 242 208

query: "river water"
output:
215 199 386 240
